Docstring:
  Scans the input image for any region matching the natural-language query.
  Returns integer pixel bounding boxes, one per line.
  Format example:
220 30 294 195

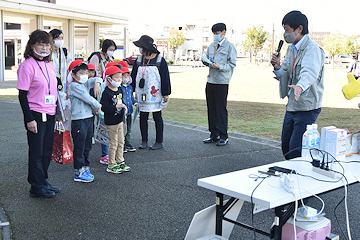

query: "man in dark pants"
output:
271 11 325 159
202 23 237 146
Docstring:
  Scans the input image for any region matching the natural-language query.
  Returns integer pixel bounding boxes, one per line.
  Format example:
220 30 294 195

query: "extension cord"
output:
312 167 340 179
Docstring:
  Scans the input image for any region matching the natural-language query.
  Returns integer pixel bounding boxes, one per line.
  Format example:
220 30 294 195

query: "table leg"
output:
272 203 295 240
215 192 224 235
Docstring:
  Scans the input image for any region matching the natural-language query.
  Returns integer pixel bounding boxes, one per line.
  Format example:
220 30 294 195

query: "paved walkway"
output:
0 81 359 239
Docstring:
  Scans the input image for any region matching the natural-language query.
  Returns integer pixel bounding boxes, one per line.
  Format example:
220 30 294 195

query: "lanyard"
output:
213 43 220 57
141 56 151 77
291 45 302 78
35 59 51 95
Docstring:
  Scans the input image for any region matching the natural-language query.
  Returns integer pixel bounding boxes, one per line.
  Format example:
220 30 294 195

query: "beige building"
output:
0 0 127 81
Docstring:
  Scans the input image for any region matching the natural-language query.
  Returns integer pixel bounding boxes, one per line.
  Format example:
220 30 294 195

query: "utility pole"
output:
272 23 275 54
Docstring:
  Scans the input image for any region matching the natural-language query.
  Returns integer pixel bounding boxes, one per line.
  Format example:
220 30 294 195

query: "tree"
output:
323 34 355 68
244 25 268 63
167 28 185 61
99 36 105 50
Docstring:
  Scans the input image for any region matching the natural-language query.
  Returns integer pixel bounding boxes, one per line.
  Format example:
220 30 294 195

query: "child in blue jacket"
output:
121 67 137 152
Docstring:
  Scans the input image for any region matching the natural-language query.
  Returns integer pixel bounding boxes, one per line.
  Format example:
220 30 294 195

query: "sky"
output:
57 0 360 36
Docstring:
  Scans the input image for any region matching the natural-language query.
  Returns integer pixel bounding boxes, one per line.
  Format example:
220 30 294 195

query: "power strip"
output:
312 167 340 179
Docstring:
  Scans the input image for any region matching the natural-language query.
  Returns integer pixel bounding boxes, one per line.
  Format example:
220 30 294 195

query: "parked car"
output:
258 55 270 63
334 54 352 67
74 53 84 60
123 54 141 65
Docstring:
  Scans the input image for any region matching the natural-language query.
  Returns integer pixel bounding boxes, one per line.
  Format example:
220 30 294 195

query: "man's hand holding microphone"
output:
271 40 283 70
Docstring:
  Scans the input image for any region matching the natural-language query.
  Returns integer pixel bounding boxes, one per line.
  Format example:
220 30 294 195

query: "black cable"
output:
250 175 270 240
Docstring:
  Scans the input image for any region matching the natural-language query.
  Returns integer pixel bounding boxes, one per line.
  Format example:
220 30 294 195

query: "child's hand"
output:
94 82 101 98
95 108 101 114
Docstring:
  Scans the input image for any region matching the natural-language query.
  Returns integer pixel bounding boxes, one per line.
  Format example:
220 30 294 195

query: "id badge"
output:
45 95 55 105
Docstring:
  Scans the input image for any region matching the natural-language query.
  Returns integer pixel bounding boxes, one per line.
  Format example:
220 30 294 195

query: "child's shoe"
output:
74 171 94 182
100 155 109 165
125 143 136 152
117 162 131 172
84 169 94 178
106 164 123 174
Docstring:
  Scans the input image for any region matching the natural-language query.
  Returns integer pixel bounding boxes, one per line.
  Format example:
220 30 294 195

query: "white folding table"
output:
196 156 360 239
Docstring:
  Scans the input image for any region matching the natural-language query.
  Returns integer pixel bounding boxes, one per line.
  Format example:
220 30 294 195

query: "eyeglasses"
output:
34 43 51 49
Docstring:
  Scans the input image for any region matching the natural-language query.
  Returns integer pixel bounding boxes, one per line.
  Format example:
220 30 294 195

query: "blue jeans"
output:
101 144 108 157
281 108 321 160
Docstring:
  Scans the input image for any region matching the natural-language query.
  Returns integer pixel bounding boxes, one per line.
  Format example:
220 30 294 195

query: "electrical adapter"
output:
284 174 295 189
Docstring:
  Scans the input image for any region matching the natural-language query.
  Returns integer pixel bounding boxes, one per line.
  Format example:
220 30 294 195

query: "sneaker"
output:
149 142 163 150
117 162 131 172
84 169 94 178
106 164 123 174
125 143 136 152
139 141 148 149
74 171 94 182
123 146 128 153
100 155 109 165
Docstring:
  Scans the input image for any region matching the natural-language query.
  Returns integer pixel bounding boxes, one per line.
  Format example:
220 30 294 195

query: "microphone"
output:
272 40 284 66
276 40 284 54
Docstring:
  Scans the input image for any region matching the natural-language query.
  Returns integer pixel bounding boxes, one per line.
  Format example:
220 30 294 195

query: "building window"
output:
203 37 209 42
4 23 21 30
164 27 170 32
203 27 209 32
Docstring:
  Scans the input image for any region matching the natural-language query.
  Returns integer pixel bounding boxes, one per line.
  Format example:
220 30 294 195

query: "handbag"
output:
51 121 73 164
94 115 109 146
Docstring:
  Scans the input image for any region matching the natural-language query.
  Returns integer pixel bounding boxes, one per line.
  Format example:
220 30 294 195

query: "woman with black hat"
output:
131 35 171 150
49 29 72 92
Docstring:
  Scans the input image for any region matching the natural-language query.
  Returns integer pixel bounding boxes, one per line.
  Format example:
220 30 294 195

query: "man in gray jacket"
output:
202 23 237 146
271 11 325 159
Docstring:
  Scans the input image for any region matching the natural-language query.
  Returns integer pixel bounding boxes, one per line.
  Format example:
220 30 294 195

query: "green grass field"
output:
162 98 360 141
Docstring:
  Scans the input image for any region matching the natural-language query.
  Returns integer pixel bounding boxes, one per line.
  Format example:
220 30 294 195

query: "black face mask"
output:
139 78 145 88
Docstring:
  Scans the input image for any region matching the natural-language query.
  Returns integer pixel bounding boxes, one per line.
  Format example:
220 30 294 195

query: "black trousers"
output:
140 111 163 143
205 82 229 140
27 111 55 190
71 117 94 171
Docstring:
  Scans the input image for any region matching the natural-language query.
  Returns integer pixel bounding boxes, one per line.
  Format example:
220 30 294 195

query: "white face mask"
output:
109 78 121 88
139 47 143 55
107 50 114 57
33 48 50 58
78 75 88 84
53 40 64 48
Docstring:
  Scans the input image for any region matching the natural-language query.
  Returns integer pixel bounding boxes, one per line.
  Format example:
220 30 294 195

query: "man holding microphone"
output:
271 11 325 159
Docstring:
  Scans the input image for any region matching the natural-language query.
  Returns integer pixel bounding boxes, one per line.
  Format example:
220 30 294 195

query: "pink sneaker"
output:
100 155 109 165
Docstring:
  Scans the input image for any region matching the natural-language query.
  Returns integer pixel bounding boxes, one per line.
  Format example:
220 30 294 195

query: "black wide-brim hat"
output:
133 35 160 54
